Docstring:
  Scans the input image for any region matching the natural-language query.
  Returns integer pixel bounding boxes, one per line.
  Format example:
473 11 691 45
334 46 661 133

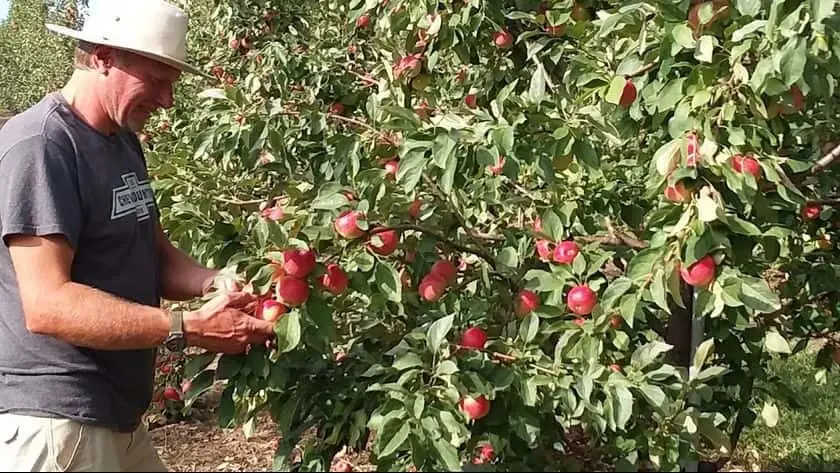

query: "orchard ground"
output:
145 346 840 472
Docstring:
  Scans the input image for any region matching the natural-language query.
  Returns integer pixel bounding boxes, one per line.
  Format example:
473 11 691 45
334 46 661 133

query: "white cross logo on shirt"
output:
110 172 156 221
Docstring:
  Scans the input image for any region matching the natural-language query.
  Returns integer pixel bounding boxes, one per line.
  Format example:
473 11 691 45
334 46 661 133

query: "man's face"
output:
99 48 182 132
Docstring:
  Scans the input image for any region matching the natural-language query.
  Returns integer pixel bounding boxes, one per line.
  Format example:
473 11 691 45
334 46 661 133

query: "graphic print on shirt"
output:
110 172 155 221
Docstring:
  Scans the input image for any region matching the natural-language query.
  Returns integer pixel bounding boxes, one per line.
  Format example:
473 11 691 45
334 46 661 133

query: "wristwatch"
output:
164 310 187 352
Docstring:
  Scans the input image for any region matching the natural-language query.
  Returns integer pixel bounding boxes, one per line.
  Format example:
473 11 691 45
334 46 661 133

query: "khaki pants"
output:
0 413 167 472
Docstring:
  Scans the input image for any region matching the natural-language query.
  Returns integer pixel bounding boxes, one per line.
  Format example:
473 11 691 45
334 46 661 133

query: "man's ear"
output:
90 45 120 74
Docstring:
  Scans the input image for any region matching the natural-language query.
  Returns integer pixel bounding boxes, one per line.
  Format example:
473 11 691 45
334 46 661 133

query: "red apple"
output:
493 29 514 48
319 263 349 295
408 198 422 219
732 153 761 180
790 86 804 112
478 444 495 462
329 102 345 115
276 277 310 307
664 181 691 202
567 285 597 316
610 315 622 329
533 217 543 233
801 204 822 221
544 23 566 36
515 290 540 317
261 299 287 322
384 159 399 179
536 239 554 261
430 259 457 285
282 248 316 278
419 273 448 302
334 210 365 239
367 228 399 255
160 364 171 374
459 395 491 420
610 363 622 373
679 254 716 287
356 13 370 29
553 240 580 265
686 132 699 167
229 38 240 50
574 317 586 327
619 79 636 108
460 327 488 350
163 387 180 401
465 93 477 109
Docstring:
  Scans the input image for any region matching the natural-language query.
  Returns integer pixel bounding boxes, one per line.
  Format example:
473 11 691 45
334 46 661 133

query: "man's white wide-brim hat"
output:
45 0 212 79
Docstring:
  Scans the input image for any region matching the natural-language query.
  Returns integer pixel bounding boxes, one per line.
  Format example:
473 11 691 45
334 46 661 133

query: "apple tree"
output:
144 0 840 471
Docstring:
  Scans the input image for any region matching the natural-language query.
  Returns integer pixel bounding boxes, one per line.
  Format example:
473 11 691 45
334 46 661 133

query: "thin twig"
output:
452 345 559 376
326 113 383 138
625 59 659 78
579 233 649 250
810 142 840 174
214 196 265 206
369 225 496 268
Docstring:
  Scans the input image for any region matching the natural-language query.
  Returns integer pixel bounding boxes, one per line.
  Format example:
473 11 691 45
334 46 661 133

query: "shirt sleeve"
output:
0 135 83 251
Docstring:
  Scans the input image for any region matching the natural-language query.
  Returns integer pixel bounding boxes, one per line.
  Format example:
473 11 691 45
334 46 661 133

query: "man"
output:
0 1 275 471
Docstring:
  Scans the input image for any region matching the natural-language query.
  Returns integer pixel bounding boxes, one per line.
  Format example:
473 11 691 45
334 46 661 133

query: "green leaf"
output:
649 269 671 312
496 247 519 270
540 210 564 241
432 132 457 168
694 36 715 63
529 61 547 104
601 277 633 310
613 385 633 430
741 276 781 313
393 352 424 371
631 341 673 370
310 189 348 210
626 247 667 282
375 261 402 303
812 0 834 26
184 351 217 379
672 24 696 49
764 330 791 354
396 150 427 193
726 215 761 235
433 438 462 471
306 295 335 339
519 313 540 344
275 311 302 354
436 360 459 376
184 369 215 409
692 338 716 372
780 38 807 86
638 385 666 410
736 0 762 16
573 140 600 168
215 354 245 380
605 76 628 105
657 78 686 112
524 270 567 292
440 152 457 195
427 314 454 353
380 421 411 457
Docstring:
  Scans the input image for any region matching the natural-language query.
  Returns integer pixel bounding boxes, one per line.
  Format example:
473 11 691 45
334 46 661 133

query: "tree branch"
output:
579 232 648 250
625 59 659 78
810 142 840 174
369 225 496 269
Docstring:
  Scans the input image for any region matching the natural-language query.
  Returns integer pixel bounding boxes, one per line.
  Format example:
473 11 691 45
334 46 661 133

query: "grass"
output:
731 350 840 472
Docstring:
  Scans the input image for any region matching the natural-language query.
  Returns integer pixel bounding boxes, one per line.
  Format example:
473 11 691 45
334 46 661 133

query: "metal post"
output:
683 290 703 473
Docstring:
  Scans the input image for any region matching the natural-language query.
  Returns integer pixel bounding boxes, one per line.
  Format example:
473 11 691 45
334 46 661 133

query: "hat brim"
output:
45 23 214 80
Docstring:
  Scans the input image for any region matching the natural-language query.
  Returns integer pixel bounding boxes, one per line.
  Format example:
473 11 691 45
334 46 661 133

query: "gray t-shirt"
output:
0 92 162 432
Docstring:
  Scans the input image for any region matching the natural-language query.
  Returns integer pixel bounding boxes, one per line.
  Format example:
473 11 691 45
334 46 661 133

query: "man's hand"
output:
183 291 275 354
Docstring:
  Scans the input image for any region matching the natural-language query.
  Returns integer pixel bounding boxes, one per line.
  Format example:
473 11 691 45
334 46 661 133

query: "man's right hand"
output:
182 291 275 354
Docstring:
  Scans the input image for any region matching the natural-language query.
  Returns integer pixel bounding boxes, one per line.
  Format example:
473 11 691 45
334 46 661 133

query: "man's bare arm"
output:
156 223 219 301
7 234 273 353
